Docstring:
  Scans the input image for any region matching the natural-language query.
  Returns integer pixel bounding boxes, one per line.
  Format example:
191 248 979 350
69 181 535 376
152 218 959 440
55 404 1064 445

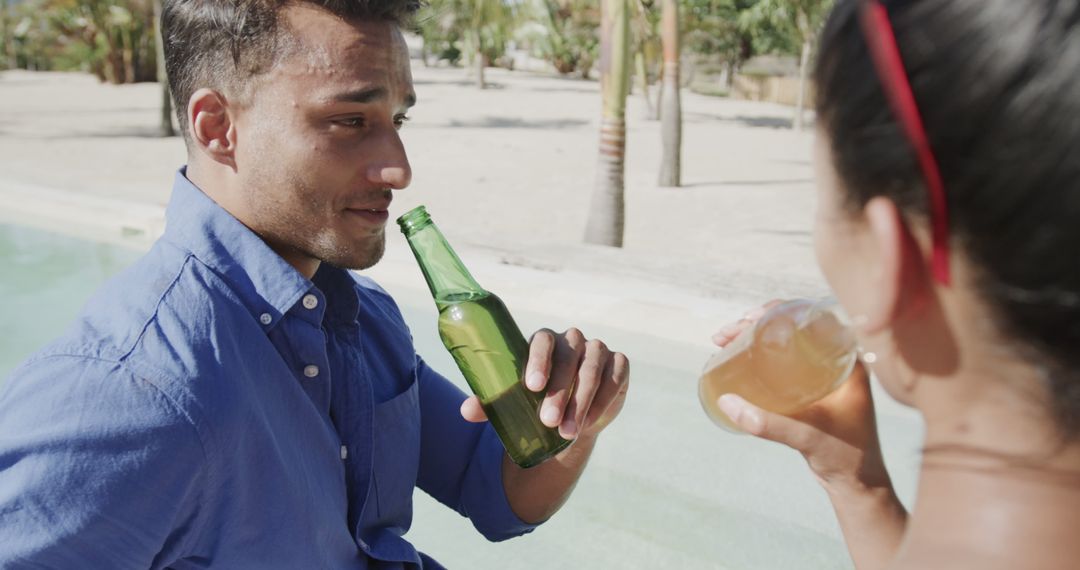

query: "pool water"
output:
0 224 141 378
0 222 925 569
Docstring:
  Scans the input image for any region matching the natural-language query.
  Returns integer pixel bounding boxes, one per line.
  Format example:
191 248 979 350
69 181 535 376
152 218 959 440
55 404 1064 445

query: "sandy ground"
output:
0 63 924 569
0 61 827 294
0 62 831 348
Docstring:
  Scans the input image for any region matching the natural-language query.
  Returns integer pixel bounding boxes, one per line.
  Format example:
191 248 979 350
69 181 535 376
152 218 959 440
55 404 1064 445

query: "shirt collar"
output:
163 167 315 328
312 263 362 327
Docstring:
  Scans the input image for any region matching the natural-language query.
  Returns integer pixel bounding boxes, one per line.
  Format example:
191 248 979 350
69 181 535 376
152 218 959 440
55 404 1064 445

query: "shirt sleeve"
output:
413 357 538 542
0 354 208 569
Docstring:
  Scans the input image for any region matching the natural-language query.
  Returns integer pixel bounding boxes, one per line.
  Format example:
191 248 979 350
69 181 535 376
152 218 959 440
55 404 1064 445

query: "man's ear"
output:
188 88 238 170
861 197 932 333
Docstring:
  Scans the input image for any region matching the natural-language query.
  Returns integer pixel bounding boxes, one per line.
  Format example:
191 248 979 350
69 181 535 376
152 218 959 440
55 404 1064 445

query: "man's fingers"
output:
559 339 609 439
525 329 556 391
717 393 822 453
583 352 629 434
540 328 586 428
460 396 488 423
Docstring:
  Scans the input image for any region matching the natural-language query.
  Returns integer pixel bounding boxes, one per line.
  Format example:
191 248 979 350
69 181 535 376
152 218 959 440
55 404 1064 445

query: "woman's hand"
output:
712 303 908 570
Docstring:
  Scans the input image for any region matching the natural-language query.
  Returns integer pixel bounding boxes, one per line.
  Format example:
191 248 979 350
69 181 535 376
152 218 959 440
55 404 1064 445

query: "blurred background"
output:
0 1 926 568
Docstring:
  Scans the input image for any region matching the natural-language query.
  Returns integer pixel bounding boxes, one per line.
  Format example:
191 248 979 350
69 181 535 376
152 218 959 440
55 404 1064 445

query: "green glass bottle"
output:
397 205 572 468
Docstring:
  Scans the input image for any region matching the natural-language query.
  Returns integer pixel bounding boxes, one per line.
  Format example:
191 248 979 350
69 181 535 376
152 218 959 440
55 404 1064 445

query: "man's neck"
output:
185 162 321 279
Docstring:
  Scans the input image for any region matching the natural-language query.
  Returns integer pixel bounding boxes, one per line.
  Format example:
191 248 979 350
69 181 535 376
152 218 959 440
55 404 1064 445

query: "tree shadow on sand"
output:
446 116 588 129
685 111 808 130
21 125 176 139
412 78 506 90
681 178 813 188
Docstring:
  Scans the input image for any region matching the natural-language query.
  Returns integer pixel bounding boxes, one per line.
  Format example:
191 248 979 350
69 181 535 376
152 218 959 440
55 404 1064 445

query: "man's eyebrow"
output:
332 87 387 104
330 88 417 109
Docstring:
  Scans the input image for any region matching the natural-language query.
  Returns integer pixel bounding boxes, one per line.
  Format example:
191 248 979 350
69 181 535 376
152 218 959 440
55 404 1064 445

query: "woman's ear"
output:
861 196 933 333
188 88 238 170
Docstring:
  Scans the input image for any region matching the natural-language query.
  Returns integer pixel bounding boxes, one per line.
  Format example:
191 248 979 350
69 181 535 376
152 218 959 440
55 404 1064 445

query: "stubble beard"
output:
313 228 387 271
247 173 389 273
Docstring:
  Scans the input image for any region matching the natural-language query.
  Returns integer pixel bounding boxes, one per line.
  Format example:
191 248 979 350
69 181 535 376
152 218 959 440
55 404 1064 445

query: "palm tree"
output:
584 0 631 247
657 0 681 186
631 0 659 120
1 0 15 69
458 0 512 89
743 0 833 131
152 0 173 136
537 0 600 78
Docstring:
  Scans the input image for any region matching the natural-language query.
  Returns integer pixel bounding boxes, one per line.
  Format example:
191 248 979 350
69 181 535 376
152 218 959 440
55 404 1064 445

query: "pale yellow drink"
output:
699 299 858 431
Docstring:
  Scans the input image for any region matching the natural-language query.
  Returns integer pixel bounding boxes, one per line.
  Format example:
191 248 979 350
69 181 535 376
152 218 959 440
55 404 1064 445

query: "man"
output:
0 1 630 567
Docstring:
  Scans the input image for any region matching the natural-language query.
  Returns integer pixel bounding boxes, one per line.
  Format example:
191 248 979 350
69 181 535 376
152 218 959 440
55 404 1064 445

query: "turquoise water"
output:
0 224 141 379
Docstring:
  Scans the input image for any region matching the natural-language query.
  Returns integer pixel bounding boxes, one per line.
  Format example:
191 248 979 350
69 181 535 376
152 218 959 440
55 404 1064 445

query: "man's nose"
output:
367 131 412 190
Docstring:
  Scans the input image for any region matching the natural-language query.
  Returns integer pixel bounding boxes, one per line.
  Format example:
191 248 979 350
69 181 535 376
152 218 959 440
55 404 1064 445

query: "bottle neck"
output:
398 207 485 302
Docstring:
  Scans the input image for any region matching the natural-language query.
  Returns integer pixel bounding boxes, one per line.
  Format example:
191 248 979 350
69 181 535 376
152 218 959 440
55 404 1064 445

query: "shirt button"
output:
303 365 320 378
259 313 272 325
340 445 348 460
302 294 319 310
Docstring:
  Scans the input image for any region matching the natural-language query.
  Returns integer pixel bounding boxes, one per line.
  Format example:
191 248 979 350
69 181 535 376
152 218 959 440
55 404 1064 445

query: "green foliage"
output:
680 0 833 63
739 0 833 50
4 0 158 82
1 0 835 86
7 9 57 70
534 0 600 77
416 0 517 67
415 3 465 64
683 0 748 58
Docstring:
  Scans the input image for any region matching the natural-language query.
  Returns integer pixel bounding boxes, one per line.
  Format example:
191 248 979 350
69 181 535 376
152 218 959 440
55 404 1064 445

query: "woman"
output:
714 1 1080 568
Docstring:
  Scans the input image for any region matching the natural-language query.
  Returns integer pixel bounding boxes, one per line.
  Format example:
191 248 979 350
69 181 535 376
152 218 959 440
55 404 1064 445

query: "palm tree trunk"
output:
1 0 13 70
635 50 656 121
724 59 736 91
4 0 18 70
476 48 485 89
473 29 486 90
657 0 681 187
584 0 631 247
88 4 125 85
794 10 812 132
794 37 811 131
122 27 135 84
101 24 125 84
152 0 174 137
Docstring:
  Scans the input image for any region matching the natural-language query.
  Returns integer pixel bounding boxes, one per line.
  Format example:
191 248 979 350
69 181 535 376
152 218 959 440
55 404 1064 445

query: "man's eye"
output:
337 117 365 128
394 114 411 129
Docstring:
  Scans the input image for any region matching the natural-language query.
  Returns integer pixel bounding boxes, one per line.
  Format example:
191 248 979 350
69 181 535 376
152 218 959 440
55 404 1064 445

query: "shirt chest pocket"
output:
367 371 421 534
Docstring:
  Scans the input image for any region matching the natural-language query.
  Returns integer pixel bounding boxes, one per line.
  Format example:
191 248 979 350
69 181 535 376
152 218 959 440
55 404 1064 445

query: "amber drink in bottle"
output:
398 206 571 467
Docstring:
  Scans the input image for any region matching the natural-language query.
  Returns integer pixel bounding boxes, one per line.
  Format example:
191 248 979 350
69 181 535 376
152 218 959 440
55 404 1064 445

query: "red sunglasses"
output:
859 0 951 285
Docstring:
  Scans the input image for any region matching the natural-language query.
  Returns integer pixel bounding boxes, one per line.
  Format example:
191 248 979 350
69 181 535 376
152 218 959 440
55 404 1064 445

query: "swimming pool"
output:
0 223 142 378
0 222 924 569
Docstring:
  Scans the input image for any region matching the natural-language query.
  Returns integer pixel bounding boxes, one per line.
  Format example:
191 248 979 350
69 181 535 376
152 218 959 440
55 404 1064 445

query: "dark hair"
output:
162 0 422 139
815 0 1080 434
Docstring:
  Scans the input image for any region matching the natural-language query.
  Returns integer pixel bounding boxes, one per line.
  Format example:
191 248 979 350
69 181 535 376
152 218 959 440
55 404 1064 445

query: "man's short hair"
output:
162 0 421 141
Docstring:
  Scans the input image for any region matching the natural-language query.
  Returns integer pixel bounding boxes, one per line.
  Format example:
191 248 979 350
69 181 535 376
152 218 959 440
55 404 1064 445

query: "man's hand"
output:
461 328 630 441
460 328 629 524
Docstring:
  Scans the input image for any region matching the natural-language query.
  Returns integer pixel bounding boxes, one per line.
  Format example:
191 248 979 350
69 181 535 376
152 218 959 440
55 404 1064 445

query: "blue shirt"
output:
0 170 535 569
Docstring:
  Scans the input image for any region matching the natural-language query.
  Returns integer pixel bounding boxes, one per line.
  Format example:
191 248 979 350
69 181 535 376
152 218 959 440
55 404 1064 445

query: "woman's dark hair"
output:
815 0 1080 434
162 0 422 140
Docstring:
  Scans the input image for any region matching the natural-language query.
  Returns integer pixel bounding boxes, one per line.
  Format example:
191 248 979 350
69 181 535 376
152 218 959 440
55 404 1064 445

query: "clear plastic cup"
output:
699 298 859 432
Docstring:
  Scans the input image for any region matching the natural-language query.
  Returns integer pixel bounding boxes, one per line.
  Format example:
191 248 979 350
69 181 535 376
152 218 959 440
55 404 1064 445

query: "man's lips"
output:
344 207 390 224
